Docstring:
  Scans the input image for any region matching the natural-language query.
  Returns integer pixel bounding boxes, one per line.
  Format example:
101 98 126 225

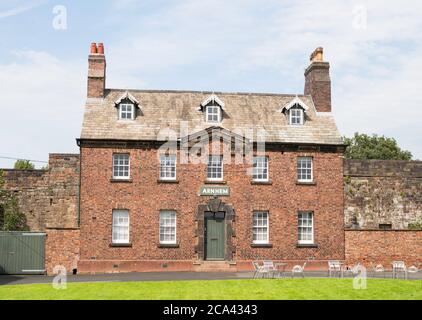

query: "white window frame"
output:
289 107 304 125
112 154 130 180
159 154 177 181
298 212 314 245
112 210 130 244
297 156 313 182
205 105 221 123
159 211 177 244
207 155 223 181
119 103 135 120
253 211 269 244
252 156 269 182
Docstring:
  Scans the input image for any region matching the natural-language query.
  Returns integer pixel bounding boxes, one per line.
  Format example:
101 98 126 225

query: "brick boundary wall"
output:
46 230 422 274
45 228 80 275
345 230 422 268
1 153 80 231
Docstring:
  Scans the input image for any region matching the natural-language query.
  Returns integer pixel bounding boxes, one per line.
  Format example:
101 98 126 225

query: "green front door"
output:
205 216 225 260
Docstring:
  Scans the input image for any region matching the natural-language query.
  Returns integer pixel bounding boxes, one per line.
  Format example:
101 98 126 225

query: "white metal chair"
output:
291 262 307 278
252 261 269 279
343 263 362 277
407 263 420 276
328 260 342 278
263 260 277 278
373 264 386 278
392 261 407 279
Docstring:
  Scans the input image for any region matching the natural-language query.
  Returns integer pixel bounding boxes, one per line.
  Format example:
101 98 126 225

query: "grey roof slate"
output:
80 89 343 145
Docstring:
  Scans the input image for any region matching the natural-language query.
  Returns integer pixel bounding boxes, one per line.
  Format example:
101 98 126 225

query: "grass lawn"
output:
0 278 421 300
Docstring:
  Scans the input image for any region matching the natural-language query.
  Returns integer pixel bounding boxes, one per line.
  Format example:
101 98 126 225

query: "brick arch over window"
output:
195 197 235 261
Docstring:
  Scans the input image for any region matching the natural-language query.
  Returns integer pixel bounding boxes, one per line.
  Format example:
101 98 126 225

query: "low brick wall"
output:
45 228 80 275
345 230 422 268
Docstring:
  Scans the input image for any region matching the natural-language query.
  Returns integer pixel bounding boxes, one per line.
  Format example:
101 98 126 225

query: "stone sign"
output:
199 186 230 196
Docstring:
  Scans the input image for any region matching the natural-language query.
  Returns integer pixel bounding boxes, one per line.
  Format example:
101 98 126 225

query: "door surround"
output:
195 197 235 261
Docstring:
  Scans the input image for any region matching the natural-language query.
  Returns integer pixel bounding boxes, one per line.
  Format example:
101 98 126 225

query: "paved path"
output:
1 271 421 285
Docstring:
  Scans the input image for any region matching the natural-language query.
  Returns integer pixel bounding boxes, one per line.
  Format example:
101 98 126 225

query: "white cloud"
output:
105 0 422 158
0 0 46 19
1 0 421 167
0 50 85 168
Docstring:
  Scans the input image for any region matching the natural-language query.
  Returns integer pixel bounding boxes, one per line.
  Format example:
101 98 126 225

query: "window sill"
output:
296 243 318 248
158 243 180 248
109 243 132 247
157 179 179 184
296 181 316 186
251 243 273 248
251 180 272 185
204 180 227 185
110 178 133 183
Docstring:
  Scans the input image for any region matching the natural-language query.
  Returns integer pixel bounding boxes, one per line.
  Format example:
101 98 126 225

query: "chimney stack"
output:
304 47 331 112
87 42 106 99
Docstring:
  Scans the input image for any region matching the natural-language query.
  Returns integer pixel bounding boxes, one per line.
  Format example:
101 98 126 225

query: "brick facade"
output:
77 142 345 273
45 228 80 275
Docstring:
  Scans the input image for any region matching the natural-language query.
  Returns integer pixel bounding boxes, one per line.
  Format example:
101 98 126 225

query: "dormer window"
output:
281 96 309 126
119 103 134 120
114 90 140 121
199 94 224 124
206 104 221 123
289 106 304 125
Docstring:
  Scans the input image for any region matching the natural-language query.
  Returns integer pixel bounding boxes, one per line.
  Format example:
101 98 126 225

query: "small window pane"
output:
119 103 134 120
207 155 223 180
112 210 129 244
298 212 313 244
160 155 176 180
297 157 313 182
112 154 130 179
206 105 220 123
160 211 176 244
290 107 303 125
253 156 268 181
253 212 269 244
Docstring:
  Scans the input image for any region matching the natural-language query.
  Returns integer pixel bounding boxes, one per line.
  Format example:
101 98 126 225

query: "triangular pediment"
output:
198 94 225 111
180 126 250 146
114 90 140 106
280 95 310 113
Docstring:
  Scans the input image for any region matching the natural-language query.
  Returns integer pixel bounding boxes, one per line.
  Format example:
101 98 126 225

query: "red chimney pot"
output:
90 43 97 54
97 43 104 54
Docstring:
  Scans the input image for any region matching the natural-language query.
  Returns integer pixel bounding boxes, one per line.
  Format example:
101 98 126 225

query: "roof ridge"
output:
106 88 310 97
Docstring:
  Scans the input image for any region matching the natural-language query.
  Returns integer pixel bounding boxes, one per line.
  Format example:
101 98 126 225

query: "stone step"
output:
193 261 237 272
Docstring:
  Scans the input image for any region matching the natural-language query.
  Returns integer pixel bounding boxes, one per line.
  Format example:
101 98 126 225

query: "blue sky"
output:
1 0 421 168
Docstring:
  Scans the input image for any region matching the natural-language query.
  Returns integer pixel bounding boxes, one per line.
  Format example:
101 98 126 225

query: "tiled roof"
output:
80 89 343 145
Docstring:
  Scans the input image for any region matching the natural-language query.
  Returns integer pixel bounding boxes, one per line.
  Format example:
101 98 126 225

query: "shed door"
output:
205 217 225 260
0 232 45 274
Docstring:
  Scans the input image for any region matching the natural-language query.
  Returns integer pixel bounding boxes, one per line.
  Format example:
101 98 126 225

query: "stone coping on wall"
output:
345 229 422 232
344 159 422 178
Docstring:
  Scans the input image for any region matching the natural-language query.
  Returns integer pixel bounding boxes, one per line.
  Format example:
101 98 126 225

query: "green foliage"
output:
2 197 28 231
344 133 412 160
14 160 35 170
408 220 422 230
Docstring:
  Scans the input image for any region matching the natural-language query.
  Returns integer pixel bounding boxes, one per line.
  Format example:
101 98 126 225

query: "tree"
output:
14 160 35 170
0 169 28 231
2 197 28 231
344 133 412 160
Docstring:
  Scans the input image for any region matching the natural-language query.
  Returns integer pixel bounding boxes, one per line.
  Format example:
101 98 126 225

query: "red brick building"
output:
76 44 345 273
